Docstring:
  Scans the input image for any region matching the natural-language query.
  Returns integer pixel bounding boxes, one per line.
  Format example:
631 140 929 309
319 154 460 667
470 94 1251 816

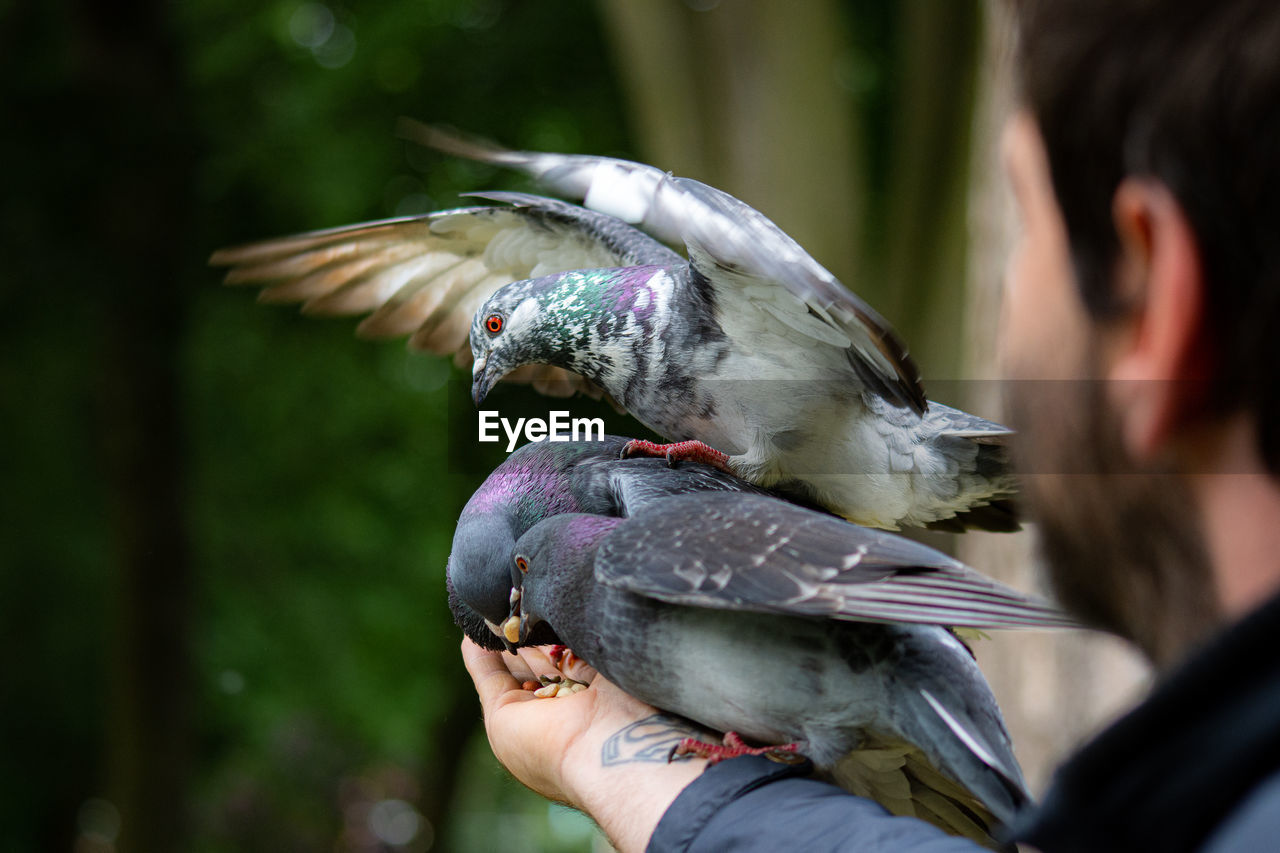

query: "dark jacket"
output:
648 593 1280 852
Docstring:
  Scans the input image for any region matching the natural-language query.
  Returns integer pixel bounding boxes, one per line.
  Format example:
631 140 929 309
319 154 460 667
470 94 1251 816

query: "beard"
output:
1004 369 1219 667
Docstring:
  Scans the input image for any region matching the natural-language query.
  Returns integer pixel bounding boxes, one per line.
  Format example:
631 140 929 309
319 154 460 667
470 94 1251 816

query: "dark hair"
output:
1016 0 1280 472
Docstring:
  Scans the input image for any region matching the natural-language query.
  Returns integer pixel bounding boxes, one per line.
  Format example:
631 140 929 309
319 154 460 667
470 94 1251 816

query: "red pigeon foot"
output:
548 644 581 672
672 731 803 765
620 439 731 472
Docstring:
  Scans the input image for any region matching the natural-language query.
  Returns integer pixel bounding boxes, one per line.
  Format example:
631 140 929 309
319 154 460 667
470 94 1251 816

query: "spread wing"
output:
209 193 680 398
407 121 926 414
594 492 1076 629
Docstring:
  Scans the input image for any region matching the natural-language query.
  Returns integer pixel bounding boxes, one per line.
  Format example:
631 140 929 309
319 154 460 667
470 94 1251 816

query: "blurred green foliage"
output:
2 0 634 849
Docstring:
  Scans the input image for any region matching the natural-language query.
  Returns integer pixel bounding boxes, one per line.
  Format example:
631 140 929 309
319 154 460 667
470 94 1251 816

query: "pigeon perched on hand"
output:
210 124 1016 530
508 492 1068 847
446 435 773 650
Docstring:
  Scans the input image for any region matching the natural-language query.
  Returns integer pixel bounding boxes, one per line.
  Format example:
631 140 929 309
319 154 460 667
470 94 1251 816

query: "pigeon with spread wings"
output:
211 126 1015 530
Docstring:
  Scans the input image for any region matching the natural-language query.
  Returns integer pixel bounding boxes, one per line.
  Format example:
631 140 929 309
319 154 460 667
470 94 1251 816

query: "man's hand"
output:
461 638 711 852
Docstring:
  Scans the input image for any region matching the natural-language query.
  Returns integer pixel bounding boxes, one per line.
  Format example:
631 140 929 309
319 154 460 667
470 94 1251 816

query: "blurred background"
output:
1 0 1150 850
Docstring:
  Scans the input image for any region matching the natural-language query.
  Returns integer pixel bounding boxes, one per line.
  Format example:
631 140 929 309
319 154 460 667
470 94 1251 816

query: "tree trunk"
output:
77 0 197 846
597 0 864 284
877 0 981 376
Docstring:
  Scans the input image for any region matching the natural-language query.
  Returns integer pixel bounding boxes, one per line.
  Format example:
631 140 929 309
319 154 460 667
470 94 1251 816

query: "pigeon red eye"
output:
516 556 528 574
485 314 504 335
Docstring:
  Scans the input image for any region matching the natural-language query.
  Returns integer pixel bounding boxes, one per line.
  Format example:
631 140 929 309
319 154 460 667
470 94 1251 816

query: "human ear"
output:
1105 179 1210 460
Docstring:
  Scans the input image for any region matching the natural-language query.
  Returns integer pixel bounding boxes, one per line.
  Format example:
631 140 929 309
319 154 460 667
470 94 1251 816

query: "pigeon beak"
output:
485 617 518 654
499 619 520 654
515 608 546 645
503 583 542 645
497 586 522 653
471 356 498 407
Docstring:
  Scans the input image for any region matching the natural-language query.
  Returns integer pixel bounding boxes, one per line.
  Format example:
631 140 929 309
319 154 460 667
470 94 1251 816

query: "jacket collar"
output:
1013 592 1280 852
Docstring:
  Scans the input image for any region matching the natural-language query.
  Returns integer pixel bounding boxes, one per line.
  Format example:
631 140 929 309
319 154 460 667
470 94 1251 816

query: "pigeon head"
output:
470 265 672 405
470 275 553 405
447 439 618 649
510 513 622 644
447 512 516 633
447 500 568 650
448 519 565 650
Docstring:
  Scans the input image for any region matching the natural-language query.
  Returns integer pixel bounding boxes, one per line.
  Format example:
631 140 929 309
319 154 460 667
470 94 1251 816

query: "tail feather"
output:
917 688 1029 817
845 669 1029 841
830 745 915 818
911 785 999 849
829 742 1010 850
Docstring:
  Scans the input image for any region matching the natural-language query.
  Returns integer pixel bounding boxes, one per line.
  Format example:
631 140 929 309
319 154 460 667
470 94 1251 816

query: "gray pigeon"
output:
508 492 1063 847
210 127 1016 531
447 435 773 650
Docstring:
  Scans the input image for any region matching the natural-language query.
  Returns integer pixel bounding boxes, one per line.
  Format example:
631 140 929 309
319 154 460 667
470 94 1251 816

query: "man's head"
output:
1001 0 1280 665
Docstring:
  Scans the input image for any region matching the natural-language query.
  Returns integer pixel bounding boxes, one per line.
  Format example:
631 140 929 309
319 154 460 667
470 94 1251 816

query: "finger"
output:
515 646 559 677
461 638 524 710
501 649 538 684
517 646 599 683
559 655 598 683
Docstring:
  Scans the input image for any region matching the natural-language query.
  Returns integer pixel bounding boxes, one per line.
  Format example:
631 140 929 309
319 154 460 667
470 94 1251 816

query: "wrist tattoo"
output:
601 714 713 766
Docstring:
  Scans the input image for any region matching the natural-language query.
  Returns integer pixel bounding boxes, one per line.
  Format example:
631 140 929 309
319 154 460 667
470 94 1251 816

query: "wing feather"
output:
405 122 926 414
607 458 772 515
354 257 473 338
211 198 674 393
594 492 1076 630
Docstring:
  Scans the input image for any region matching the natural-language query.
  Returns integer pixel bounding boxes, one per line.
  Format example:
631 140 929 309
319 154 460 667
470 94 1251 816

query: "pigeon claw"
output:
620 439 731 473
671 732 803 765
548 644 580 672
